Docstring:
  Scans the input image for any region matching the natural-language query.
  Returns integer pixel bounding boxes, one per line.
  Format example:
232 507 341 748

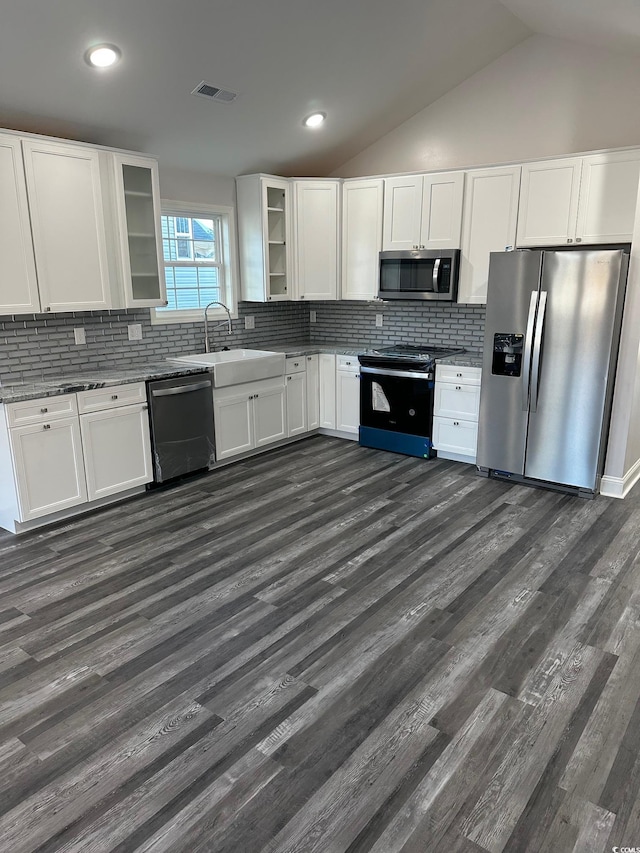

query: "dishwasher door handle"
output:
151 380 212 397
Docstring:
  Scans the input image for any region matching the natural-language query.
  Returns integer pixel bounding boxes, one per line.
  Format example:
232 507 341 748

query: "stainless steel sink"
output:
167 349 285 387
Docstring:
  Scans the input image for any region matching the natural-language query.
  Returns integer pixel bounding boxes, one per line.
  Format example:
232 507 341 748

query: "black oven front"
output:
359 365 436 458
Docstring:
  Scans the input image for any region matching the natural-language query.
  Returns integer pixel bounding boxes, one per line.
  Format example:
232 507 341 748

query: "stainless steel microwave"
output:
378 249 460 301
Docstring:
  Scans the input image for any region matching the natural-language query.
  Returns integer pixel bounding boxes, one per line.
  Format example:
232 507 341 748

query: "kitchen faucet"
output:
203 301 233 353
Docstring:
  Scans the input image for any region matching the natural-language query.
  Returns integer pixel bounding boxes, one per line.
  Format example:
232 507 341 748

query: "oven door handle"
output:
360 366 434 380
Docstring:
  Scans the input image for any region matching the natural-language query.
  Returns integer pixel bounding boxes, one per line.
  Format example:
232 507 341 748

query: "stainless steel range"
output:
358 344 465 458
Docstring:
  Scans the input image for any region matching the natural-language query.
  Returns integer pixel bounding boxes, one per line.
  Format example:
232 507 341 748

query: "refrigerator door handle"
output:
522 291 537 411
530 290 548 413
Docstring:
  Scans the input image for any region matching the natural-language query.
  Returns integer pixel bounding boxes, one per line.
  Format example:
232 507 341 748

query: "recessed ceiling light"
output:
303 112 326 128
85 44 121 68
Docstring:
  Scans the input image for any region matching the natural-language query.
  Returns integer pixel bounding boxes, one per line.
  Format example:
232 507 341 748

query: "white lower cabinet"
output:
10 416 87 521
80 404 153 501
0 382 153 532
317 353 360 437
285 356 308 437
213 391 254 459
305 355 320 430
432 417 479 461
433 364 482 464
254 383 287 447
286 370 307 437
213 378 286 460
336 355 360 435
319 354 337 429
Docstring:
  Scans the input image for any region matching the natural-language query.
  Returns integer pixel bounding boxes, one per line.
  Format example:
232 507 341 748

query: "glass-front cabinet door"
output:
112 154 167 308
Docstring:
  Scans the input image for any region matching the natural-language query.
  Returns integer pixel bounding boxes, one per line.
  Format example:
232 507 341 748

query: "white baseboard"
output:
600 456 640 499
317 428 359 442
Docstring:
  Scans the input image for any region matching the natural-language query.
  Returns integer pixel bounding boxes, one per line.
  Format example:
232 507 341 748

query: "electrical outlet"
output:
128 324 143 341
73 327 86 345
244 315 255 330
375 314 383 328
310 310 317 324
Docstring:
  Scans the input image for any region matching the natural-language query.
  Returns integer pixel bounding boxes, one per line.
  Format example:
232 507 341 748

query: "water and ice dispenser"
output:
492 333 524 377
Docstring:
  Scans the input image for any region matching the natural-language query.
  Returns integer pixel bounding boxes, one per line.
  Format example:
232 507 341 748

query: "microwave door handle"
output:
432 258 441 292
522 291 537 412
530 290 547 413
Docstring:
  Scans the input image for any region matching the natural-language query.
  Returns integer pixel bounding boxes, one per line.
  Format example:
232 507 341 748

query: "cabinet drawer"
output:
432 416 478 457
7 394 78 427
285 356 306 375
77 382 147 413
434 382 480 420
435 364 481 385
336 354 359 373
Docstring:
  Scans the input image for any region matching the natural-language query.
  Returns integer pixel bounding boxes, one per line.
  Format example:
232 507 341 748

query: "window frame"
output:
151 199 238 325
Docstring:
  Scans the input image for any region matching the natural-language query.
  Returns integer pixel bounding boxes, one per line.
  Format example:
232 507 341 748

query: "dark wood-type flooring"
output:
1 435 640 851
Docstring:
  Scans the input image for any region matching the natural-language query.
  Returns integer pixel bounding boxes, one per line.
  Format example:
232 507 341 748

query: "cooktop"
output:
359 343 466 372
369 344 466 360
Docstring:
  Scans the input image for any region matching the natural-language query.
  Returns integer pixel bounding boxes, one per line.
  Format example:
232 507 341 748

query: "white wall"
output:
334 34 640 177
158 165 236 206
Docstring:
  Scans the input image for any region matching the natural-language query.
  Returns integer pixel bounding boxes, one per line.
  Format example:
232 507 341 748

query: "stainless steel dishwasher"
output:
147 373 215 483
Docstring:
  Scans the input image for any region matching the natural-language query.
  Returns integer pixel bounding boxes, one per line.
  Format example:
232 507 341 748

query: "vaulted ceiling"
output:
0 0 637 177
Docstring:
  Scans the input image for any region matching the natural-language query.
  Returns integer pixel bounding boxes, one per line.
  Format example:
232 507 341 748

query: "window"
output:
152 201 237 324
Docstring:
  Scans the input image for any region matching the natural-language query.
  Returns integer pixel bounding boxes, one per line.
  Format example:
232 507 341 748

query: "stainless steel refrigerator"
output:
476 248 629 496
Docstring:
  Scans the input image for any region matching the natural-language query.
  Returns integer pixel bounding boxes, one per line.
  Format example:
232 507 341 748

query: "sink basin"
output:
168 349 285 387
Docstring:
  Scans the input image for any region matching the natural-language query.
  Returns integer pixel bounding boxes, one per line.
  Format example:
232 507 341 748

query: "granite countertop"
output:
438 353 483 368
266 341 372 357
0 345 483 405
0 362 210 404
271 341 483 367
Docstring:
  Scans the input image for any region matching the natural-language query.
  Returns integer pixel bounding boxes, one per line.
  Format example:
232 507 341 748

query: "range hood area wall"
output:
309 301 485 353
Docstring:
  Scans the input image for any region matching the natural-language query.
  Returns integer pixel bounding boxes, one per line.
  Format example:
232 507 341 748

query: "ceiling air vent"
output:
191 82 238 103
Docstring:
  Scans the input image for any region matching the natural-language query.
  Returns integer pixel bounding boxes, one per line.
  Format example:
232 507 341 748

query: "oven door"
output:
359 366 435 436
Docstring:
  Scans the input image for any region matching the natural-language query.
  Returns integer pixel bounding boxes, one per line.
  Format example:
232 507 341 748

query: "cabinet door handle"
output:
454 421 459 426
456 373 462 377
307 356 312 361
287 376 291 381
111 394 119 400
43 424 51 430
40 407 48 414
456 386 461 390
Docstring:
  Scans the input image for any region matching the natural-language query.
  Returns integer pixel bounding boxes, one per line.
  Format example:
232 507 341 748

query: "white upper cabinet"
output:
576 150 640 243
458 166 521 304
420 172 465 249
236 174 293 302
382 176 423 250
0 134 40 314
22 139 112 312
516 150 640 247
110 154 166 308
516 158 583 247
382 172 464 251
341 179 383 301
294 180 340 301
